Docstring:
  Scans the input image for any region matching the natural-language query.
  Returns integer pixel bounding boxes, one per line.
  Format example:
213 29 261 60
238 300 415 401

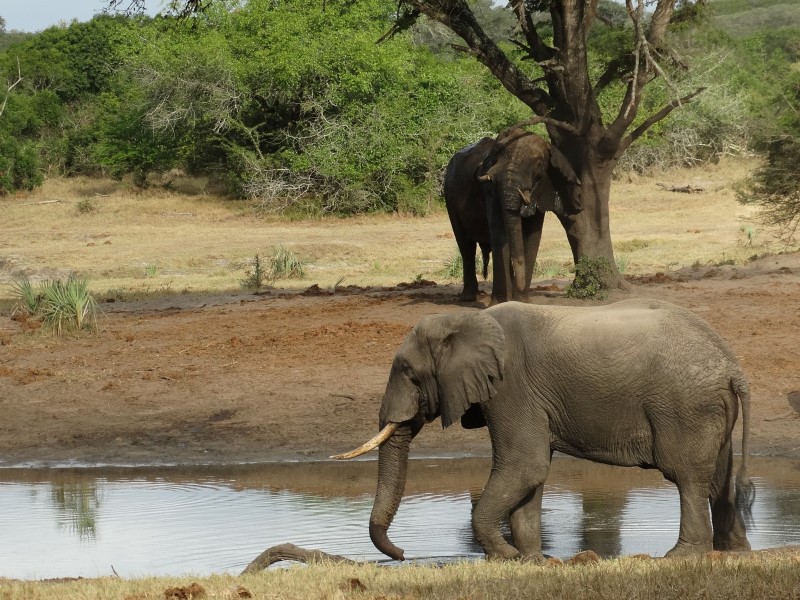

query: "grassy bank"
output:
3 159 796 303
2 552 799 600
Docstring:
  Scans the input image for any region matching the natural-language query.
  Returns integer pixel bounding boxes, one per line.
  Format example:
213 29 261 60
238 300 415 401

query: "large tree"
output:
110 0 704 289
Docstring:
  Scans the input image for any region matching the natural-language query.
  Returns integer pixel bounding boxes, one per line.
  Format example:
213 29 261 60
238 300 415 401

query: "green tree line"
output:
0 0 798 218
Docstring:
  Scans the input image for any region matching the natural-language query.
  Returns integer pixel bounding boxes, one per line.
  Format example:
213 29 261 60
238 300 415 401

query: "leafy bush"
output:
567 256 612 300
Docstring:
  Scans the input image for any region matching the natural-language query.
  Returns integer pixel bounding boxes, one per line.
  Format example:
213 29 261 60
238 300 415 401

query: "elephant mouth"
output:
330 422 400 459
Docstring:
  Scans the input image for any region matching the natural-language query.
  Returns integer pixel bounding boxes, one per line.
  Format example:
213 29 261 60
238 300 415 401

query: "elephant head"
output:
331 311 505 560
477 129 582 298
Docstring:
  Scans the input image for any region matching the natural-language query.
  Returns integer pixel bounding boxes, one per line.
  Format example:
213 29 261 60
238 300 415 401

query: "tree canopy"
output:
1 0 798 251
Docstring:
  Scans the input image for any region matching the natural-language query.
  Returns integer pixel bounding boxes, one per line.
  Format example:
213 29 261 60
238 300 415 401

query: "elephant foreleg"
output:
472 434 550 560
457 238 479 302
510 483 546 562
485 191 510 304
522 210 545 292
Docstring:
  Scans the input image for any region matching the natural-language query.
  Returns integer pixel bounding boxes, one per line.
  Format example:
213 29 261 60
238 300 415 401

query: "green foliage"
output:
566 256 612 300
12 276 99 334
1 0 799 203
736 70 800 242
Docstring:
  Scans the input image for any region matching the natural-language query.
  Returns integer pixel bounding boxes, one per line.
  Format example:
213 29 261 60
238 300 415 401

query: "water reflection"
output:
50 482 102 541
0 456 797 579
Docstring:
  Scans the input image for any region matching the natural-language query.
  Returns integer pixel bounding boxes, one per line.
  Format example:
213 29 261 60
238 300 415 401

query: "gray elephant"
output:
333 299 753 561
443 129 582 305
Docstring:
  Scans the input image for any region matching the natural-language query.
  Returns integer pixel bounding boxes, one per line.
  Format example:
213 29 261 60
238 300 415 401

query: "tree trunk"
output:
556 151 623 288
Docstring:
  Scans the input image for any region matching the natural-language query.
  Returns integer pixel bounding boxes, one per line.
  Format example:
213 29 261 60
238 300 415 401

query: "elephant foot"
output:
519 551 546 564
664 541 712 558
713 533 751 552
488 296 508 306
484 544 521 561
458 291 478 303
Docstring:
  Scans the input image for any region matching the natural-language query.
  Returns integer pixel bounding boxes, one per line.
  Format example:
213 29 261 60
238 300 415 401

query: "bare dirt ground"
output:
0 251 798 467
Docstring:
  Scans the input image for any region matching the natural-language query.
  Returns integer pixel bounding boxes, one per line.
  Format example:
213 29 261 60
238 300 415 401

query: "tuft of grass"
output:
12 276 99 334
328 275 347 293
144 264 159 278
10 276 41 315
616 254 630 274
567 256 612 300
740 225 757 247
441 253 464 280
534 259 572 279
269 245 306 279
614 238 650 253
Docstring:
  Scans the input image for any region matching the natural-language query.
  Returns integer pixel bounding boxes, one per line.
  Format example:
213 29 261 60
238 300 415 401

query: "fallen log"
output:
656 183 705 193
241 543 356 574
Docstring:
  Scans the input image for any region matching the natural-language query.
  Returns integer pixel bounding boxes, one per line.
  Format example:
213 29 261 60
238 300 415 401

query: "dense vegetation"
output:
0 0 798 219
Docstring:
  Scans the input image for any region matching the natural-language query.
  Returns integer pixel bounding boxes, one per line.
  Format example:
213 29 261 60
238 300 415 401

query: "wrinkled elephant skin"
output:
352 299 754 561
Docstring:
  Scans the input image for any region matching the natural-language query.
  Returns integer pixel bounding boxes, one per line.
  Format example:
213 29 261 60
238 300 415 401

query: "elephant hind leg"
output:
664 478 714 557
654 429 716 556
710 439 751 551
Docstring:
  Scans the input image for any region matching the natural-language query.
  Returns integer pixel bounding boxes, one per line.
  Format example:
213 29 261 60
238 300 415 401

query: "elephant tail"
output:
480 244 490 280
732 375 755 519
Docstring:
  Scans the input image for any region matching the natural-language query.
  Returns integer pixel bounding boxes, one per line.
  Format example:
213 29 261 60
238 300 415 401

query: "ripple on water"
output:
0 457 798 579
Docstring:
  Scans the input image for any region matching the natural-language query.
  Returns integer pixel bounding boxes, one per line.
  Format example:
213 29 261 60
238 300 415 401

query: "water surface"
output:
0 456 798 579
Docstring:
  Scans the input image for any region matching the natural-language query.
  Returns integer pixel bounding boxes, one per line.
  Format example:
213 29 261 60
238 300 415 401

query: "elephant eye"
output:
402 363 418 383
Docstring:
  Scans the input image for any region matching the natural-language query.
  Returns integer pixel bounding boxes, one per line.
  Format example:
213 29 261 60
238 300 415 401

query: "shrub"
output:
11 276 98 334
240 254 268 290
567 256 612 300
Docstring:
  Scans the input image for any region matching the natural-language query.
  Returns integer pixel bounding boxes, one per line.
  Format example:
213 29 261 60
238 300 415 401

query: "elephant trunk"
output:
369 421 419 561
503 208 526 295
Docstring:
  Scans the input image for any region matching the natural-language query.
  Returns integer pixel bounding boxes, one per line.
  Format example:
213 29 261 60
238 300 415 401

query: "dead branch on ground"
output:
656 183 705 194
241 543 357 574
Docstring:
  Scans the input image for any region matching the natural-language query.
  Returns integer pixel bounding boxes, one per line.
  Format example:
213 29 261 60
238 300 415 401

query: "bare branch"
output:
498 115 581 138
618 86 706 155
0 57 23 119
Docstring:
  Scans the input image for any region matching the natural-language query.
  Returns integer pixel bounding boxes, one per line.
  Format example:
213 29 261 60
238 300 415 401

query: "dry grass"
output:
1 160 795 302
1 552 799 599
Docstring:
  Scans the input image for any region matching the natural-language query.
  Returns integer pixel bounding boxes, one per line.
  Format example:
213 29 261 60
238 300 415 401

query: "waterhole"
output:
0 456 798 579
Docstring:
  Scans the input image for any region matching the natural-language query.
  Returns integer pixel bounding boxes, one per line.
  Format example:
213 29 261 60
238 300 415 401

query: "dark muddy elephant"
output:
333 299 754 561
443 129 582 305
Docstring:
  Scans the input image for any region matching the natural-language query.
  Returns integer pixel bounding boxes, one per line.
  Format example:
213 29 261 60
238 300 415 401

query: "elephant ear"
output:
428 312 505 429
547 144 583 215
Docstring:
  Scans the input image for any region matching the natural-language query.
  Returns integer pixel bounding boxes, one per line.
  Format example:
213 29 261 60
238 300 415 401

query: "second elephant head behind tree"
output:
444 128 582 305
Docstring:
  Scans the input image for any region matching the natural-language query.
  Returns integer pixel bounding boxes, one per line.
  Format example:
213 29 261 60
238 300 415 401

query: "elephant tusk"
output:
518 187 532 205
330 422 400 460
476 174 491 182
